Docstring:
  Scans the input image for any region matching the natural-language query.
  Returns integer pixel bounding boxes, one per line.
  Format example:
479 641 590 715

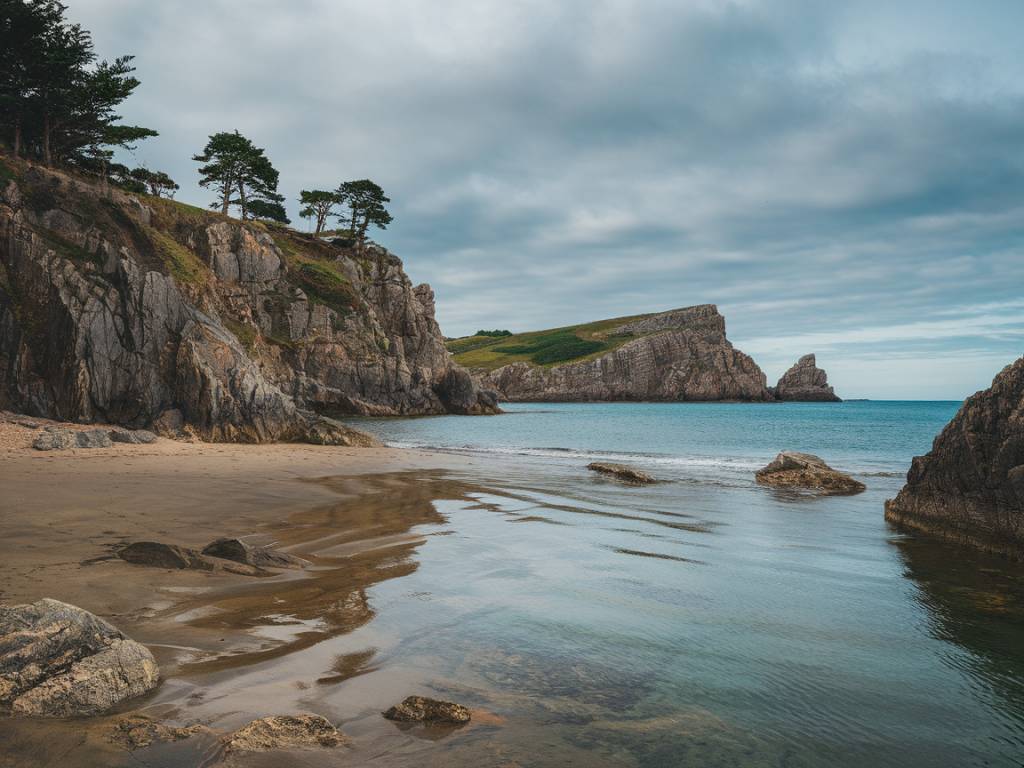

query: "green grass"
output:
146 226 209 285
223 318 257 352
447 312 655 371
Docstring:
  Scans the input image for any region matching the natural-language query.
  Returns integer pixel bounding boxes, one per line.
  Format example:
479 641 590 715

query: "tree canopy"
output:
335 179 392 245
298 189 340 236
0 0 156 166
193 130 282 220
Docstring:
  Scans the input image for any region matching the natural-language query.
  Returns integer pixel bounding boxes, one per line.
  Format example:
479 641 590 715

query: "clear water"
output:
338 401 1024 767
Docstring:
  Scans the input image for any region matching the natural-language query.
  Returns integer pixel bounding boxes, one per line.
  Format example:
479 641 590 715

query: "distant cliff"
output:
0 158 497 442
771 354 840 402
886 357 1024 559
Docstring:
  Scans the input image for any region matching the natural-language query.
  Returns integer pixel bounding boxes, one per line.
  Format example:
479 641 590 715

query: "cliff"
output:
771 354 840 401
464 305 772 402
885 357 1024 559
0 158 497 442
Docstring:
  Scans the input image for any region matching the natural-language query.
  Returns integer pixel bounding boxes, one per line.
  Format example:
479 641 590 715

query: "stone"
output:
202 538 308 570
478 305 771 402
224 714 346 751
771 354 840 401
32 427 76 451
302 415 380 447
117 541 264 576
108 428 158 444
885 356 1024 559
0 598 159 717
75 428 113 448
755 452 865 495
382 695 471 724
151 409 185 438
586 462 657 484
108 715 205 750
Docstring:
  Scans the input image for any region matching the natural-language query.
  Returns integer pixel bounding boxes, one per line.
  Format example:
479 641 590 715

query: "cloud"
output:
69 0 1024 399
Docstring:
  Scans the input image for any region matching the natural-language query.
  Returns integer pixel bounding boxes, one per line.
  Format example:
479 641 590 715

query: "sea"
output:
337 400 1024 767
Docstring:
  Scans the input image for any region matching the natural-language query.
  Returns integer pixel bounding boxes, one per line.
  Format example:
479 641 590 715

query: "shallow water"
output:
6 401 1024 767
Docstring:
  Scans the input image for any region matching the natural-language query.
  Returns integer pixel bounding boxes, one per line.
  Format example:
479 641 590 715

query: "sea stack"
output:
885 356 1024 559
772 354 840 401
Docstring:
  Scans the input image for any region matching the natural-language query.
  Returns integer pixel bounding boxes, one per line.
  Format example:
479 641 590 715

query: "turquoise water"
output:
337 401 1024 767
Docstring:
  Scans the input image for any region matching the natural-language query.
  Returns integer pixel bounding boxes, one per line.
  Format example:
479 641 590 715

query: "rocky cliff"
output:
477 305 772 402
771 354 840 401
885 356 1024 559
0 158 496 442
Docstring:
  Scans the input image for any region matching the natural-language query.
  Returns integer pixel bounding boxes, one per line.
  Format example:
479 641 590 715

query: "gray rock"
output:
383 695 471 724
771 354 840 401
75 428 112 448
885 356 1024 559
756 452 865 495
587 462 657 484
108 428 158 444
32 427 76 451
225 714 346 751
0 598 159 716
202 538 308 570
117 541 264 576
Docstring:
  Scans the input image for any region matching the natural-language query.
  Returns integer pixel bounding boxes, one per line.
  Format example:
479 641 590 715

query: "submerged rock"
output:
756 452 865 495
202 538 308 570
117 541 264 576
225 714 346 751
885 356 1024 559
383 695 471 724
771 354 841 402
0 598 159 716
108 715 206 750
587 462 657 485
108 428 158 444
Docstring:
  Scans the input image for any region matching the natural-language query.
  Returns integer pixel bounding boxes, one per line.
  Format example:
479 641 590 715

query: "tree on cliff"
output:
335 179 392 246
0 0 156 166
298 189 341 236
247 196 290 224
193 131 282 220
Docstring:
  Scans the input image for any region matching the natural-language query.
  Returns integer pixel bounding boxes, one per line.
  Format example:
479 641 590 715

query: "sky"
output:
68 0 1024 399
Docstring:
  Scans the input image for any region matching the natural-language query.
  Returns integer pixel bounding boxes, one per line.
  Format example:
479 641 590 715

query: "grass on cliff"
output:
146 226 209 286
270 231 359 316
448 313 654 370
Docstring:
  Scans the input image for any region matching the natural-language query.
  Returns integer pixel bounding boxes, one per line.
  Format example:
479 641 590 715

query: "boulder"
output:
772 354 841 402
117 541 264 576
0 598 159 717
31 426 113 450
587 462 657 485
108 428 158 444
756 452 865 494
225 714 346 751
202 538 308 570
383 695 471 724
885 357 1024 559
108 715 206 750
302 415 381 447
76 428 113 448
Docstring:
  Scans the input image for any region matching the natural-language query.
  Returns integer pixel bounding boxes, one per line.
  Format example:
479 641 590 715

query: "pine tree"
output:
298 189 341 236
335 179 392 246
193 131 281 219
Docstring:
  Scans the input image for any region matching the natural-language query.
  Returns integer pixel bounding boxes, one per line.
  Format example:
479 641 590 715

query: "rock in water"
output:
586 462 657 484
0 598 159 716
383 696 471 724
225 714 346 751
202 538 308 569
885 357 1024 559
772 354 840 401
756 452 865 495
117 541 264 576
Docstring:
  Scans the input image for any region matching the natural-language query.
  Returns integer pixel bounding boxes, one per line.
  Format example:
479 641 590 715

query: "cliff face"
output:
885 357 1024 559
0 160 496 441
479 305 771 402
772 354 840 401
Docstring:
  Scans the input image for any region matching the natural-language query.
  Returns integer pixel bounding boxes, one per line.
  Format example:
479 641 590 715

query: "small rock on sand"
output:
32 426 113 450
224 714 346 751
202 538 308 569
586 462 656 484
108 428 158 444
0 598 160 717
117 541 265 576
108 715 206 750
383 695 471 724
755 452 865 495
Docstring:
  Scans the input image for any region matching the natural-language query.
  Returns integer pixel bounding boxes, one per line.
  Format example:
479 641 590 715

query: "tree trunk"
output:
220 178 231 215
42 113 52 166
237 180 247 220
13 118 21 157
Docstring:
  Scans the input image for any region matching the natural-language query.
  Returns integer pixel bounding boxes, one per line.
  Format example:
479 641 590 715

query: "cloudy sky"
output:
71 0 1023 399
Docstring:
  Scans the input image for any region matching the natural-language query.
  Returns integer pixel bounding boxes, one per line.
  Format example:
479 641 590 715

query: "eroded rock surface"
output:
0 163 495 443
108 715 206 750
117 541 264 576
202 538 308 569
587 462 657 485
772 354 840 402
886 357 1024 558
108 427 157 444
225 714 346 751
0 598 159 716
756 452 865 495
479 305 771 402
383 696 471 724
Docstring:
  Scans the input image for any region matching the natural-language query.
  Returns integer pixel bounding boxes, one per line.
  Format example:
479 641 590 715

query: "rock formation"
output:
771 354 840 401
0 598 159 716
587 462 657 484
225 714 347 751
201 537 308 569
383 695 471 724
885 357 1024 559
756 452 865 494
479 305 772 402
117 541 265 575
0 160 496 442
